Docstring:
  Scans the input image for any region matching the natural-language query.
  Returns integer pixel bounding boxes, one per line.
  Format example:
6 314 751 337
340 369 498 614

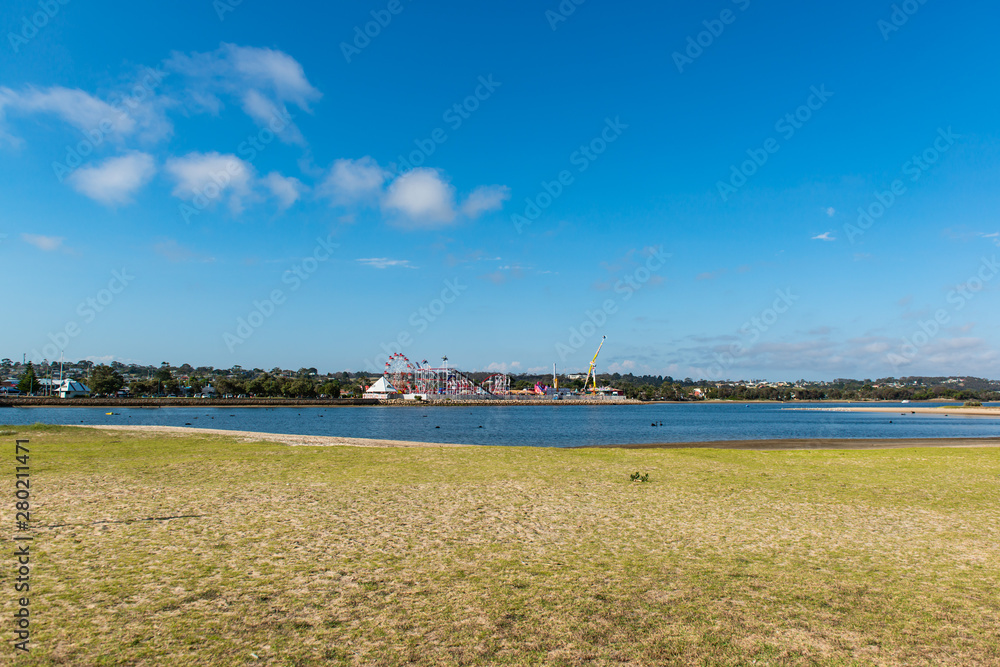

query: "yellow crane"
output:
584 335 606 394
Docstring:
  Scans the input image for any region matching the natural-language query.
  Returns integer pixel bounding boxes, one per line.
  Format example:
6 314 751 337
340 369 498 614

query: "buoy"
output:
106 412 113 415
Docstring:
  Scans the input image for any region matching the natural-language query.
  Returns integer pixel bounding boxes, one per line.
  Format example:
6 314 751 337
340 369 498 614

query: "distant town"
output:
2 357 999 402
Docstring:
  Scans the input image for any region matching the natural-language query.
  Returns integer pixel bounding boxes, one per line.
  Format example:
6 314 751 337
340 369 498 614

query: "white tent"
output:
363 376 398 399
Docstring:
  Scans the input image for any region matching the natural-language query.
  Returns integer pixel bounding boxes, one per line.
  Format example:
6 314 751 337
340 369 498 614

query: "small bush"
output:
630 471 650 483
964 400 983 407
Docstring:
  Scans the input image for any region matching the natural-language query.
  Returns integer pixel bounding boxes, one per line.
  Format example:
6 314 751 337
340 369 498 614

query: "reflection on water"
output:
4 402 1000 447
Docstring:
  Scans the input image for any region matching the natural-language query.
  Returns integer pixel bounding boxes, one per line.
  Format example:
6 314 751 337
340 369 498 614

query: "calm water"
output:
3 402 1000 447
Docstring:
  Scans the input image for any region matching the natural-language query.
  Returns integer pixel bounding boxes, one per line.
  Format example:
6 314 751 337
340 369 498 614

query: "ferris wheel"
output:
383 353 417 393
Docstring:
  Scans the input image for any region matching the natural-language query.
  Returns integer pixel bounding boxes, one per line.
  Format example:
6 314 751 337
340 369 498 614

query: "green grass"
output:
3 424 999 665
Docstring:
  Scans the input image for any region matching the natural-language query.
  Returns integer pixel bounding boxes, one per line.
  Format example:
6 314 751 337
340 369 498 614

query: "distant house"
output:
201 385 217 397
364 376 398 399
59 380 90 399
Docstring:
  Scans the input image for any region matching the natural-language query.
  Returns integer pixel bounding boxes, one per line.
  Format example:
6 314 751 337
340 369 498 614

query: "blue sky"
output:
2 0 999 379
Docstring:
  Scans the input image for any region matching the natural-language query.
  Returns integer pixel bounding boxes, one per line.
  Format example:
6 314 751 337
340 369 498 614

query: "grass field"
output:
3 424 999 666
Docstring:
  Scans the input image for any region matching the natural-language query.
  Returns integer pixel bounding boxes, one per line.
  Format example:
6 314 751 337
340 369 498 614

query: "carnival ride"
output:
583 335 606 394
382 353 510 398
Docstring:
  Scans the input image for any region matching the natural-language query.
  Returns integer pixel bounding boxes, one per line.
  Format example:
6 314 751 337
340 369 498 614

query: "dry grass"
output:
3 424 999 666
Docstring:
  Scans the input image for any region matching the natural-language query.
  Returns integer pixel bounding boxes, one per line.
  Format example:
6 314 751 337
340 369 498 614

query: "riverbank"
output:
10 423 1000 665
75 424 1000 451
1 396 636 407
82 424 473 448
0 396 380 407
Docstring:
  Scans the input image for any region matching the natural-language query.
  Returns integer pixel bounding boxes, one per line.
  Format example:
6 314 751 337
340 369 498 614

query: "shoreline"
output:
76 424 474 448
3 397 989 408
69 424 1000 451
591 436 1000 450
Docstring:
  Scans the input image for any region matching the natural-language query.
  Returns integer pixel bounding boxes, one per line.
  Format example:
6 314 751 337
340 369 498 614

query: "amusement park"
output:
364 337 624 401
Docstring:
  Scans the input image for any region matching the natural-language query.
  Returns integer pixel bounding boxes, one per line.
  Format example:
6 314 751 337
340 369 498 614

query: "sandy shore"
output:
792 406 1000 417
598 437 1000 450
80 424 473 448
75 424 1000 451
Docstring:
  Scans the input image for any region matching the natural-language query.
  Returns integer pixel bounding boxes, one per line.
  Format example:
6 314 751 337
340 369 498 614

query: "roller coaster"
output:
382 353 510 398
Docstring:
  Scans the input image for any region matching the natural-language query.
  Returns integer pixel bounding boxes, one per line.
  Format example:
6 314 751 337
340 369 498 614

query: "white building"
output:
59 380 91 399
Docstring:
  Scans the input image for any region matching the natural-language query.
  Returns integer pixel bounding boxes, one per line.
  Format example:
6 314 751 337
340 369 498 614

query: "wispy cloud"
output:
152 238 216 263
320 157 386 205
812 231 836 241
21 233 66 252
460 185 511 218
263 172 305 211
166 43 320 145
0 86 136 146
356 257 417 269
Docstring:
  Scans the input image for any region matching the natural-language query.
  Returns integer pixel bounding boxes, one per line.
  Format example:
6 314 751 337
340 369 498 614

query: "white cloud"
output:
166 43 320 145
826 207 836 217
165 151 255 214
460 185 510 218
0 81 170 147
263 172 305 211
485 361 521 373
0 86 133 146
320 157 386 205
322 158 509 228
383 168 457 226
356 257 417 269
607 360 637 373
812 232 836 241
21 233 65 252
67 152 156 205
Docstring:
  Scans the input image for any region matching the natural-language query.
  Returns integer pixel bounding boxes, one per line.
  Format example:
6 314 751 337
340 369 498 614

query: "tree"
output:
90 365 124 396
18 363 39 394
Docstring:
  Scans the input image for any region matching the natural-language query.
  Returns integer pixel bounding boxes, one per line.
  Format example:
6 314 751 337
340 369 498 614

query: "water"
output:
3 402 1000 447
